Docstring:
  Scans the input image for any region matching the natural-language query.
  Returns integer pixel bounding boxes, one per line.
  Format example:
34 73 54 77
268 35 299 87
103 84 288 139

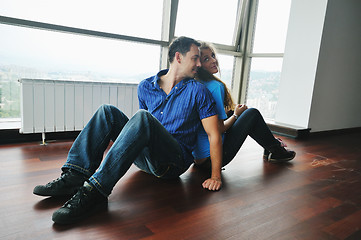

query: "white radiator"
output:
19 78 138 137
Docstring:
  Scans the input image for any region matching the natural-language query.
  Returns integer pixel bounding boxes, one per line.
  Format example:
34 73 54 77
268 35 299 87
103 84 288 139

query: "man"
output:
33 36 223 225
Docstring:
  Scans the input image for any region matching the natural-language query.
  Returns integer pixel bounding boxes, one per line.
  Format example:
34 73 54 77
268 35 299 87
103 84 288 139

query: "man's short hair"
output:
168 36 201 63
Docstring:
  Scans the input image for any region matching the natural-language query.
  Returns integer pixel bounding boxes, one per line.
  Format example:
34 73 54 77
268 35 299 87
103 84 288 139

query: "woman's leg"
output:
222 108 284 166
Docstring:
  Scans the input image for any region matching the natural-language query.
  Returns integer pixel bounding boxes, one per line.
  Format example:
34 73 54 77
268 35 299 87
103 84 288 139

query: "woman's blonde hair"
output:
197 42 235 112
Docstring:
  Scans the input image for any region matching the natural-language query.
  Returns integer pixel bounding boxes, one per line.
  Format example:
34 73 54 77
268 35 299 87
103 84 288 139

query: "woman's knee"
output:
238 107 258 119
245 107 260 116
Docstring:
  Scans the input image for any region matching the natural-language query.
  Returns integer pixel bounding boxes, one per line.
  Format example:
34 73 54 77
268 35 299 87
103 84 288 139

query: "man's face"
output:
179 44 201 78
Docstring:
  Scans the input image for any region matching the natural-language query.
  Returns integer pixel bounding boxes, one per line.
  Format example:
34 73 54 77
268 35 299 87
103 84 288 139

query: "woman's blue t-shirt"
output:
192 80 227 160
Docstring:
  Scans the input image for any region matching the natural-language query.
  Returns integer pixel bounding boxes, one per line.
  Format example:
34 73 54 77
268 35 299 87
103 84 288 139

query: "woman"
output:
192 42 295 173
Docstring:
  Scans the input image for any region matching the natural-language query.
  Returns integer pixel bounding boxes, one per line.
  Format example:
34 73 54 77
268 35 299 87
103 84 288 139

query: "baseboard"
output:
309 127 361 138
0 129 80 145
266 121 361 139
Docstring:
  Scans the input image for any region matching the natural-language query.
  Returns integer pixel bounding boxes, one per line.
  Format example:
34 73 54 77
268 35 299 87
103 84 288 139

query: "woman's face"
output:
200 48 219 74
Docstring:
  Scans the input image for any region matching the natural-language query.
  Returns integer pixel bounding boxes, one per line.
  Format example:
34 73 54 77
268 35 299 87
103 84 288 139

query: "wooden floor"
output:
1 132 360 240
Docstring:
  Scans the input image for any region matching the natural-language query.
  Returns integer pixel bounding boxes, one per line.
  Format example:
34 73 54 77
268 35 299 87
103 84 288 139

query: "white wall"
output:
309 0 361 132
276 0 328 128
275 0 361 132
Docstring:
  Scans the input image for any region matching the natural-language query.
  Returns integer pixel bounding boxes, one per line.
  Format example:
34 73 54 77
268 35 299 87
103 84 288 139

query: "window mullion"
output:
233 0 247 49
238 0 258 103
231 0 257 103
160 0 179 69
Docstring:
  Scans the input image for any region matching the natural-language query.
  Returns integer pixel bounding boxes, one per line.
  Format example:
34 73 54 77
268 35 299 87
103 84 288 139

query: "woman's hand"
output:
202 177 222 191
234 104 248 117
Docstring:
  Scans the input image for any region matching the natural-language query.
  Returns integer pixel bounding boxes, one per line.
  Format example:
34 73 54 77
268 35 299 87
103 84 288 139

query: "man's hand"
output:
202 178 222 191
201 115 223 191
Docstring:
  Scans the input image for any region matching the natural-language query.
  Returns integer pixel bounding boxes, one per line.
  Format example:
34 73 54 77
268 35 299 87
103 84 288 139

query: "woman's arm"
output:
208 81 248 133
219 104 248 133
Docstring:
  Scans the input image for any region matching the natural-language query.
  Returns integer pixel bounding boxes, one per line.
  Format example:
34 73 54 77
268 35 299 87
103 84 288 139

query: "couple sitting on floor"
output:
33 36 296 225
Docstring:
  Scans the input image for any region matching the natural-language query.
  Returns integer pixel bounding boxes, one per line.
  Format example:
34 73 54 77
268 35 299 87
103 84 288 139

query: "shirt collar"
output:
151 69 194 88
151 69 167 87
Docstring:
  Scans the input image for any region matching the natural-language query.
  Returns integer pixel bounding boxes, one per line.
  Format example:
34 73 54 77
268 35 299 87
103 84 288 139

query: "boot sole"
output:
33 187 79 197
267 152 296 163
52 200 108 225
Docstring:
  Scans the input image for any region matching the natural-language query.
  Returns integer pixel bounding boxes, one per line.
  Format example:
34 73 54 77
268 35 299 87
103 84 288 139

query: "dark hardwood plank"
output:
0 132 360 239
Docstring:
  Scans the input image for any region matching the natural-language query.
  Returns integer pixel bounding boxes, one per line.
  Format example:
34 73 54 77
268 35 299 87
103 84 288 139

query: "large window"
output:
0 0 292 128
245 0 291 120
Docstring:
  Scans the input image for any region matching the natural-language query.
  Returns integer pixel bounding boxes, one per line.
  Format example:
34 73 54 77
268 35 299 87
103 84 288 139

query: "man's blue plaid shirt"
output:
137 69 217 167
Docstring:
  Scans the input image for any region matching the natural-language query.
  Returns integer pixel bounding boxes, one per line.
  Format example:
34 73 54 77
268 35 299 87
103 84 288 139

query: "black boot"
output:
33 169 87 197
264 138 296 163
52 182 108 224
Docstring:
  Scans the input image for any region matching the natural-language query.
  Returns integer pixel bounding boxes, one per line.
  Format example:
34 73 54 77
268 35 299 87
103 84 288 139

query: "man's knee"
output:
97 104 127 121
99 104 116 112
133 109 152 118
131 109 155 127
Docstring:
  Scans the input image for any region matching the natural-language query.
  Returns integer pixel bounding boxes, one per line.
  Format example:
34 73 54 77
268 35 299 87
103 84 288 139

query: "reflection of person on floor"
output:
192 42 296 172
33 36 223 225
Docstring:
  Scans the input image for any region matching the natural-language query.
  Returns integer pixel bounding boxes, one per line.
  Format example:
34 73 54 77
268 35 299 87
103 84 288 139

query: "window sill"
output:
0 118 21 130
265 119 311 139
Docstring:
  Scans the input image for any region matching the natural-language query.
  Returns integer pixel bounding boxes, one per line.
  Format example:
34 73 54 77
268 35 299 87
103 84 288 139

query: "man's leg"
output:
52 109 185 224
64 104 129 175
33 104 129 197
88 109 185 196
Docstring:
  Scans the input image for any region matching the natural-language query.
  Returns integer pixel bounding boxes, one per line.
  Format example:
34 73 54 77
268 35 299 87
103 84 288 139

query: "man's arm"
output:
201 115 223 191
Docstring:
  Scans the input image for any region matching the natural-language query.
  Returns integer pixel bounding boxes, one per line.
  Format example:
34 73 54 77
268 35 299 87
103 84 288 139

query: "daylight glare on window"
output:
252 0 291 53
0 0 163 40
175 0 239 45
0 25 160 82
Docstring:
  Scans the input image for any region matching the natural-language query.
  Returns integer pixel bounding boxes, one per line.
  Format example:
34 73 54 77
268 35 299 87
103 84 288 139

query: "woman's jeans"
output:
63 104 186 197
222 108 280 166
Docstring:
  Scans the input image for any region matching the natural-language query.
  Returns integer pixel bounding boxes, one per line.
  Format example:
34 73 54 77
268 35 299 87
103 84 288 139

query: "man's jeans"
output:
63 104 186 197
222 108 280 166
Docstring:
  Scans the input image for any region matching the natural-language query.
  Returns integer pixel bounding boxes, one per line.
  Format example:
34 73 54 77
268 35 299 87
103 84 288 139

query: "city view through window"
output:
246 58 284 120
0 53 284 121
